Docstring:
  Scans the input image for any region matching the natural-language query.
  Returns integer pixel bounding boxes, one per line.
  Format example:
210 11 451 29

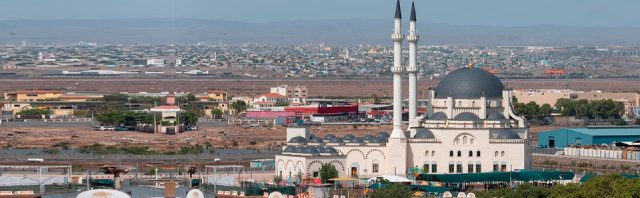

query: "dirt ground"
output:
0 124 556 150
0 78 639 97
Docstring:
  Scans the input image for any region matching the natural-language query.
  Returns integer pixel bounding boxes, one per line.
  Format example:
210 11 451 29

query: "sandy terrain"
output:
0 124 557 150
0 78 639 97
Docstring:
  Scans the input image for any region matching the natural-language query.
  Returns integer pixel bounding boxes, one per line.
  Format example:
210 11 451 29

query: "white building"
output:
275 0 530 180
146 59 165 66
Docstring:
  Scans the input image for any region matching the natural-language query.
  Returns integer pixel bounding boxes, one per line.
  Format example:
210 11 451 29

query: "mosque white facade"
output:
275 0 531 180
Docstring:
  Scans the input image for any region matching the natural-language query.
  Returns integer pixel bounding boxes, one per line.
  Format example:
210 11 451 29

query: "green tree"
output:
102 94 129 102
319 163 338 183
17 108 51 116
368 183 412 198
613 119 628 126
96 111 125 125
211 109 224 116
230 100 248 113
176 93 197 104
275 101 289 106
539 104 553 117
273 175 283 184
180 110 200 126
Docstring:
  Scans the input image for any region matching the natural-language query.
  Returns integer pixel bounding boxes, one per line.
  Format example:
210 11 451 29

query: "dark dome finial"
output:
395 0 402 19
410 1 417 22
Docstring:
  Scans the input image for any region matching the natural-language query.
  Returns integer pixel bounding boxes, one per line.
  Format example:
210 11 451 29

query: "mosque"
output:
274 1 531 179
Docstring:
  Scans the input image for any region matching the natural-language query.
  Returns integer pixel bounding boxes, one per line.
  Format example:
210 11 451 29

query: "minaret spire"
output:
407 0 420 126
390 0 405 139
395 0 402 19
410 1 417 22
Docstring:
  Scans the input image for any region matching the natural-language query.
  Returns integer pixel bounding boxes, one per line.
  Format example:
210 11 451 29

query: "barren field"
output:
0 124 557 150
0 78 639 97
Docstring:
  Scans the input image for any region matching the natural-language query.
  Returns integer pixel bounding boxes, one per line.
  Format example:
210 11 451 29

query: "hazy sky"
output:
1 0 638 27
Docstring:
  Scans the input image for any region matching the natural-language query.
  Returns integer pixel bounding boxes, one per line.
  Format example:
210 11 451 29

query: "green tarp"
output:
409 185 456 193
416 171 575 183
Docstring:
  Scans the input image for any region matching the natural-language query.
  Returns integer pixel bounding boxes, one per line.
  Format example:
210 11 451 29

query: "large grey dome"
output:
413 128 435 139
496 131 520 139
428 112 448 120
434 67 504 99
454 112 480 121
487 111 506 120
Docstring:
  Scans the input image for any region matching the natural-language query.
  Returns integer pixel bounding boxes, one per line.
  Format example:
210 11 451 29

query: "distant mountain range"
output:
1 19 640 46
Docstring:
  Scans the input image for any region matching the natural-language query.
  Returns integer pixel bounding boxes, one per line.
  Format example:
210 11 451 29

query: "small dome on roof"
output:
428 112 448 120
320 147 338 153
343 134 355 139
369 137 386 143
324 134 337 140
362 134 375 141
413 128 435 139
329 138 344 143
487 111 506 120
309 137 324 143
302 146 319 154
496 131 520 139
283 146 295 153
350 137 364 143
377 132 390 138
288 136 307 143
454 112 480 121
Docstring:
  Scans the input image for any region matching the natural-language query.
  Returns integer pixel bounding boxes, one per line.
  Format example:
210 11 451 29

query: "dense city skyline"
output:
1 0 639 27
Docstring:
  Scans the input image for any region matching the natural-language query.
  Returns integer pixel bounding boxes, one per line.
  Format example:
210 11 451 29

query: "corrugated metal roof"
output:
552 128 640 136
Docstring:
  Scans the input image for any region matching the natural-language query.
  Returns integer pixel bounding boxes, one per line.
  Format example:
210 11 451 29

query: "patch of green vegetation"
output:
51 141 72 149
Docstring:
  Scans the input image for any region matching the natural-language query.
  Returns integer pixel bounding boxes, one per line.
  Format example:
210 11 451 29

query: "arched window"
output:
425 150 430 157
449 150 454 157
476 151 481 157
431 151 436 156
470 138 475 145
372 160 380 173
501 151 505 157
468 151 473 157
463 136 468 144
457 151 462 157
472 101 476 107
458 101 462 107
455 138 460 145
495 151 499 157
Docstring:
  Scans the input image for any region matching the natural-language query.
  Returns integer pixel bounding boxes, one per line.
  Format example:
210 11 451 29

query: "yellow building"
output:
4 90 63 102
198 90 227 101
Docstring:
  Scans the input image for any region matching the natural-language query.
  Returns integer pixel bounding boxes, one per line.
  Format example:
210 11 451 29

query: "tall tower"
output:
390 0 406 139
407 1 420 126
387 0 409 177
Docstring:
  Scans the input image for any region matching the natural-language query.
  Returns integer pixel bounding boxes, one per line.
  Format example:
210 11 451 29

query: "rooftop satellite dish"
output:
268 192 284 198
76 189 131 198
186 189 205 198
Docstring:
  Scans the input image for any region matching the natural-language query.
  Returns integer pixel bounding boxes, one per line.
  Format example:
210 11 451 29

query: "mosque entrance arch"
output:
350 162 360 178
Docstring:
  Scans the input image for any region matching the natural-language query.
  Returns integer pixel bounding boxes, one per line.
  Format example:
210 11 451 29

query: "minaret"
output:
390 0 406 139
407 1 420 126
